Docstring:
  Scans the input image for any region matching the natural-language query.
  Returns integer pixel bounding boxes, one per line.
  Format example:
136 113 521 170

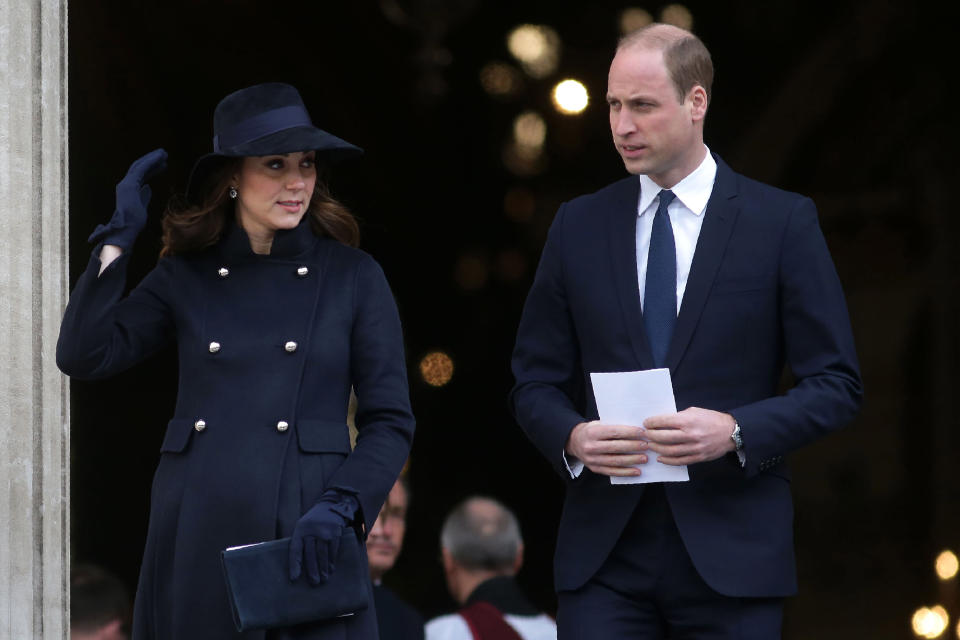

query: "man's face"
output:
607 46 706 187
367 481 408 581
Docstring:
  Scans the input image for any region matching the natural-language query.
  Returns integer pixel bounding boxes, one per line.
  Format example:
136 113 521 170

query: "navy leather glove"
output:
88 148 168 249
289 491 359 585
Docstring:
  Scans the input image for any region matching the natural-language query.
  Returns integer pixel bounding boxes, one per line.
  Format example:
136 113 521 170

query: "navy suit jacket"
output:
510 155 862 598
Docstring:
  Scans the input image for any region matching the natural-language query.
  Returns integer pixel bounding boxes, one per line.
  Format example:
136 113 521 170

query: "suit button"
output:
194 419 206 432
296 266 309 277
218 267 229 278
276 420 289 433
284 341 298 353
208 341 221 353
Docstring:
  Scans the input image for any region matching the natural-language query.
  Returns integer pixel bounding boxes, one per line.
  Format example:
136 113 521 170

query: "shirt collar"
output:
637 146 717 217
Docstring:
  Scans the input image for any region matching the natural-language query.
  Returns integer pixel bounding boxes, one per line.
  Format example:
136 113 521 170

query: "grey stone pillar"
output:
0 0 70 637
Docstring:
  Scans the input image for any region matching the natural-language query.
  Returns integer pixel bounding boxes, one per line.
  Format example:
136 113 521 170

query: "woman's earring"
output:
229 187 238 199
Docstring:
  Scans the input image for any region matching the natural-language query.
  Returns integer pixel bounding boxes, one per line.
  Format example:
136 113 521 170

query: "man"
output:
510 23 862 638
426 497 557 640
71 564 131 640
368 475 425 640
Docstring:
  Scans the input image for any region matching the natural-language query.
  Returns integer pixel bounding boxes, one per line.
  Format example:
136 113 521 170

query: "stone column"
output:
0 0 70 637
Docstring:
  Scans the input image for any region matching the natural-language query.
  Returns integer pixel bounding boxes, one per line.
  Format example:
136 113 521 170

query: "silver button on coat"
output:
218 267 229 278
284 341 298 353
276 420 289 433
194 419 206 432
296 266 309 277
208 342 221 353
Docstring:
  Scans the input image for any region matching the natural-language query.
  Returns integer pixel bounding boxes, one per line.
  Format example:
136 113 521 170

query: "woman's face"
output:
232 151 317 239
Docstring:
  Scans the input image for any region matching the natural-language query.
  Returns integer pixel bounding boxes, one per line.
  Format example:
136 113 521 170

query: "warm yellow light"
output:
513 111 547 149
419 352 454 387
480 62 521 97
660 4 694 30
553 79 589 115
502 141 546 176
496 249 527 282
620 8 654 34
912 605 949 638
936 550 959 580
506 24 560 78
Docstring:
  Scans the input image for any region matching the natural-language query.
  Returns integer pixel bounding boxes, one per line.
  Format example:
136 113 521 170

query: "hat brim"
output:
186 126 363 204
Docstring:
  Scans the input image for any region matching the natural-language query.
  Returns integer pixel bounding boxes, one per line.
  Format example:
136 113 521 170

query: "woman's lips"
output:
277 200 302 212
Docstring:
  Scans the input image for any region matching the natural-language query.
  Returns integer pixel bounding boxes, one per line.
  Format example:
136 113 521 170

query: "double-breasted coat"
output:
57 218 415 639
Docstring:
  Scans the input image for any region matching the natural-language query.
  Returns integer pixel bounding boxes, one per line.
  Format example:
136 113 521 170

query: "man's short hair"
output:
440 497 522 573
618 23 714 106
71 563 131 633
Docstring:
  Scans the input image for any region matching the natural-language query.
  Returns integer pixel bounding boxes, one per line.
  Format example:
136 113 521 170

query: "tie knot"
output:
658 189 676 211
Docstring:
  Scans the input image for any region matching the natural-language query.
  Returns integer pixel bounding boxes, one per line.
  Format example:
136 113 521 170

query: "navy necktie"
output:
644 189 677 368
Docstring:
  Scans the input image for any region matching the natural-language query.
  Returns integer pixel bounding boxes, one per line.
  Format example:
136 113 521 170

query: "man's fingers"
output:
588 423 647 440
589 464 643 477
590 453 648 467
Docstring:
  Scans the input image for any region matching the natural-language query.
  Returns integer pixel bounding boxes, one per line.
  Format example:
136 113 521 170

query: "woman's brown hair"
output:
160 158 360 257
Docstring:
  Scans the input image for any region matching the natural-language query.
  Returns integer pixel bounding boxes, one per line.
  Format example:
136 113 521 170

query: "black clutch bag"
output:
221 531 369 631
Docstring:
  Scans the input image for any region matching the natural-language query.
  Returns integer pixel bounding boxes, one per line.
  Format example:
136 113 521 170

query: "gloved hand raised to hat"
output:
289 490 359 585
88 148 168 250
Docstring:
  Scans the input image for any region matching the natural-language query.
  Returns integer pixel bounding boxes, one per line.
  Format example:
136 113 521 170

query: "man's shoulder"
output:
425 613 471 640
563 175 638 212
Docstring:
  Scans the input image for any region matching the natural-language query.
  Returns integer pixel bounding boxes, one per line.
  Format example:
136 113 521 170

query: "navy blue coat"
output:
510 155 862 597
58 219 415 639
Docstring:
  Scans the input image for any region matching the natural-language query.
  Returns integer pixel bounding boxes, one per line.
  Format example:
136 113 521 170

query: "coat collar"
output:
219 215 319 261
607 153 740 371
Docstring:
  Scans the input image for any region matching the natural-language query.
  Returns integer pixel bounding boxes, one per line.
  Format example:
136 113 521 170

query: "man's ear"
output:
687 85 708 121
442 547 455 574
512 542 525 574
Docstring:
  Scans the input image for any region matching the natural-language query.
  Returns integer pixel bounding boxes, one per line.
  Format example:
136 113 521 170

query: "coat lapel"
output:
665 156 740 370
606 177 655 368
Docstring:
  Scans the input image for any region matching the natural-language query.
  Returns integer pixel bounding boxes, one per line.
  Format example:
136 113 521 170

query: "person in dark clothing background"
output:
368 474 425 640
426 497 556 640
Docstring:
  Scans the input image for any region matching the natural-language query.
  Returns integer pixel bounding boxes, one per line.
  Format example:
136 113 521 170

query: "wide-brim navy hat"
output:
186 82 362 203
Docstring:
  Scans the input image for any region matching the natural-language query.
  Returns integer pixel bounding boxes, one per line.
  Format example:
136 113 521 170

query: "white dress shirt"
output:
564 147 718 478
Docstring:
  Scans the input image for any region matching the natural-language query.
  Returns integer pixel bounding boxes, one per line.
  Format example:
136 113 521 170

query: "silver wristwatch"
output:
730 420 743 452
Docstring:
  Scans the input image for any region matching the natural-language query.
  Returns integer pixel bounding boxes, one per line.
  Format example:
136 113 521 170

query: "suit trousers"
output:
556 485 783 639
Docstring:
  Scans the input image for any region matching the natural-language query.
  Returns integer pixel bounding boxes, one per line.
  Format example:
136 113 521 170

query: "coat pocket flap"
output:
160 418 196 453
296 420 351 453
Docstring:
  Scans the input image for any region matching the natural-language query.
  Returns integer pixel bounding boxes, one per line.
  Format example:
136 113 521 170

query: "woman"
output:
57 83 415 639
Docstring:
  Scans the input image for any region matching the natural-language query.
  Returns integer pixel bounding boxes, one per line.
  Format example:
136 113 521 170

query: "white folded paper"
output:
590 368 689 484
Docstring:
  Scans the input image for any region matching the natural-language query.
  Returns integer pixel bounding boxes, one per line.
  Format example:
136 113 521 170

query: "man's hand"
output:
565 420 649 477
643 407 736 466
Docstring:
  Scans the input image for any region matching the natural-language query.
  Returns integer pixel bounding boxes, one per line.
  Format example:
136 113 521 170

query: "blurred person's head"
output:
439 496 524 604
71 564 131 640
367 475 410 582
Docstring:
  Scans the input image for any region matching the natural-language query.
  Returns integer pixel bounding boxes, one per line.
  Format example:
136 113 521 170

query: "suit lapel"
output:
606 177 655 368
665 156 740 370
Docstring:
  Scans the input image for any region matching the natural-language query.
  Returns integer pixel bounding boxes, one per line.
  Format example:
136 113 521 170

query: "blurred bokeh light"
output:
480 62 522 97
619 8 654 34
552 79 589 115
912 605 949 638
660 4 693 30
506 24 561 78
936 550 959 580
419 351 454 387
513 111 547 148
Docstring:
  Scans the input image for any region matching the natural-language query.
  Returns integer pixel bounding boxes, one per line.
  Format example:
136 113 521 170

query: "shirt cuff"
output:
562 451 584 478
